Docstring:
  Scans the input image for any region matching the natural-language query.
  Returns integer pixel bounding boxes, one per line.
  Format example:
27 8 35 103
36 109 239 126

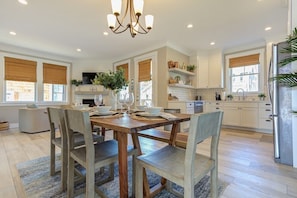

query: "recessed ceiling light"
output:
210 42 215 45
76 48 82 52
265 27 272 31
18 0 28 5
187 24 193 29
9 31 16 36
103 31 109 36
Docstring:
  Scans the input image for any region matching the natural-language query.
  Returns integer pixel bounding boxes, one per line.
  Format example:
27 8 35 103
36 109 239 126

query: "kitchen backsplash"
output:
169 87 263 101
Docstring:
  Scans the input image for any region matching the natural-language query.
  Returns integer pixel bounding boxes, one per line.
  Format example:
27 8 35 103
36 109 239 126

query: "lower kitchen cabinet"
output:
222 105 241 126
258 102 273 132
224 103 259 128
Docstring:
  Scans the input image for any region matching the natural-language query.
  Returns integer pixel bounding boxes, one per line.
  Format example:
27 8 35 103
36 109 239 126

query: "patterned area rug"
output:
17 155 228 197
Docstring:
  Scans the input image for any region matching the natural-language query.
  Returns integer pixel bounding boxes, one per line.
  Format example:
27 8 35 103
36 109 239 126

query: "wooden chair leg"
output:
135 161 144 198
67 157 75 198
86 164 95 198
50 143 55 176
211 167 218 198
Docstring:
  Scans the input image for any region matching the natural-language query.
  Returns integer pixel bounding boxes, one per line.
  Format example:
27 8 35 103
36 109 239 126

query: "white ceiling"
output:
0 0 289 61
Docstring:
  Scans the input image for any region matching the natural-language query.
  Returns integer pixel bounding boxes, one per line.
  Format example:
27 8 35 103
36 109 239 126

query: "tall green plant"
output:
271 27 297 88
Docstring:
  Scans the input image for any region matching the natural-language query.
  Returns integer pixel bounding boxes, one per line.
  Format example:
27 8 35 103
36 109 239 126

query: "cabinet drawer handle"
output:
266 120 271 122
216 107 220 109
265 109 271 111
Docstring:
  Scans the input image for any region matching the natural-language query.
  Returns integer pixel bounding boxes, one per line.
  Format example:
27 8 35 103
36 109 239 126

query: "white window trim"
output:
225 48 265 96
0 51 71 106
133 51 158 106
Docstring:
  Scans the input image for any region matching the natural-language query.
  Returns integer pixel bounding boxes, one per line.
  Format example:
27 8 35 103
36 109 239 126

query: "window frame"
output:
225 48 265 96
0 52 71 106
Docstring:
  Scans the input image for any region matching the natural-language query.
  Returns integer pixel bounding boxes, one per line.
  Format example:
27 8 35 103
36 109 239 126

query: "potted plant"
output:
226 94 233 101
92 69 128 93
71 79 83 86
174 75 181 83
186 65 196 72
92 69 128 110
258 93 266 101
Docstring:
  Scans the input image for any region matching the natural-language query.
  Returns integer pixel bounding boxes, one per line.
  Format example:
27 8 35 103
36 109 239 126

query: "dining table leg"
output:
116 131 129 198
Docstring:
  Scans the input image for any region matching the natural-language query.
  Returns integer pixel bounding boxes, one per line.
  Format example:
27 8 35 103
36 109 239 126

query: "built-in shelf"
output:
74 91 109 95
168 68 195 76
168 84 196 89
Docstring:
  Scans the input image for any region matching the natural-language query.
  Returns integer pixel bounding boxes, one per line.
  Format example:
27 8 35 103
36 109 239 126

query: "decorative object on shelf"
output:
186 65 196 72
174 75 181 83
168 77 176 84
168 61 178 68
168 93 178 101
107 0 154 38
92 69 128 110
258 93 266 101
226 94 233 101
71 79 83 86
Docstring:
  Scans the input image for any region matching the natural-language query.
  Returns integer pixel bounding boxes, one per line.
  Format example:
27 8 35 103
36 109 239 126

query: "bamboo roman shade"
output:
43 63 67 84
116 63 129 81
138 59 151 82
229 54 260 68
4 56 37 82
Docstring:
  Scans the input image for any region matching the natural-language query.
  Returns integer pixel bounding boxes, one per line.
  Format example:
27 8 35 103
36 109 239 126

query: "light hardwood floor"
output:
0 127 297 198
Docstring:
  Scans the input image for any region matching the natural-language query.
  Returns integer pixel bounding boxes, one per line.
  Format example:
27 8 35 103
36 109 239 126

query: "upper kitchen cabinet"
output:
191 50 224 89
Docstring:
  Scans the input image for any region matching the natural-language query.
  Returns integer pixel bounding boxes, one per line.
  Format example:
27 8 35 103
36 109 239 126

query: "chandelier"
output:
107 0 154 38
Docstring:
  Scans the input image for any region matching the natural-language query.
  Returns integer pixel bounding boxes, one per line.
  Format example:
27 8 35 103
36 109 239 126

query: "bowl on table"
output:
144 107 163 115
136 105 146 111
96 106 112 113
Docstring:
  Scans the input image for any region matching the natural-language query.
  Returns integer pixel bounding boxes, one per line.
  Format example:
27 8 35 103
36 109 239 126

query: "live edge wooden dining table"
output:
90 113 190 198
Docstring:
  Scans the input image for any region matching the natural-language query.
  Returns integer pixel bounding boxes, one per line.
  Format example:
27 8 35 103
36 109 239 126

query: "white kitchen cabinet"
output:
223 102 259 129
223 104 241 126
207 51 224 88
193 50 224 89
258 102 273 132
204 101 223 112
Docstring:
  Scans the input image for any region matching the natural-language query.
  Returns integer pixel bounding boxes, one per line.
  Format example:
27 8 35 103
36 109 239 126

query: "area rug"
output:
16 155 228 197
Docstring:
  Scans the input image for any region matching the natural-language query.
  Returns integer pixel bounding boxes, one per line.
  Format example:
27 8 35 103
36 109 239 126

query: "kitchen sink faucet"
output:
236 88 245 101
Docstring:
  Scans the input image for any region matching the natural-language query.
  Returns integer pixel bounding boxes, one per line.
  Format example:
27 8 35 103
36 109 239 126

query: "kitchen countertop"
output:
168 100 271 103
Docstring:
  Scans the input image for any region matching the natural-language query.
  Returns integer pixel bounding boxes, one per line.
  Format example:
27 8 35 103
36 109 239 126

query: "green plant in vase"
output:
71 79 83 86
92 69 128 110
186 65 196 72
92 69 128 93
226 94 233 101
258 93 266 101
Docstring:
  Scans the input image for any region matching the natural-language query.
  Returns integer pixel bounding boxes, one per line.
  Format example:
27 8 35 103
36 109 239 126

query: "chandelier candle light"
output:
107 0 154 38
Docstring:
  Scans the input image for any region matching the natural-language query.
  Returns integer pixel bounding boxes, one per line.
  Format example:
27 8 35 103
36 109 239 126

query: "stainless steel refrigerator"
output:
269 41 293 166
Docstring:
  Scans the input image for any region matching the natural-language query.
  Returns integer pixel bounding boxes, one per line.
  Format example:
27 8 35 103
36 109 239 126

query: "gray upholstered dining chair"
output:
64 109 138 197
135 111 223 198
47 107 104 190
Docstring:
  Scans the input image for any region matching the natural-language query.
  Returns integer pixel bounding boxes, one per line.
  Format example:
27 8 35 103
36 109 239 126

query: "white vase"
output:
110 91 117 111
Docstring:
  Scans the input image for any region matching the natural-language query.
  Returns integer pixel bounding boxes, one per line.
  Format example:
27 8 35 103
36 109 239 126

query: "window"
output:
138 59 152 106
231 64 259 92
43 63 67 102
6 81 35 102
227 52 263 94
43 84 66 102
4 56 37 102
